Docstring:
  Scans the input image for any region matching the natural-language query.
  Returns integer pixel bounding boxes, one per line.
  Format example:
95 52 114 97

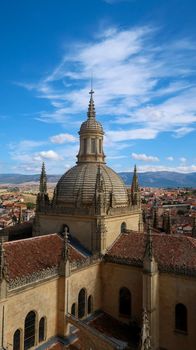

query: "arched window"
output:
71 303 76 316
88 295 93 314
121 222 127 233
175 303 187 332
119 287 131 317
83 139 87 154
78 288 86 319
39 317 46 342
99 139 102 153
91 139 96 153
24 311 36 350
13 329 21 350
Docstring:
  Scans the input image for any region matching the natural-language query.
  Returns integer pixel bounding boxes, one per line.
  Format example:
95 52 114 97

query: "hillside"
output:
0 172 195 188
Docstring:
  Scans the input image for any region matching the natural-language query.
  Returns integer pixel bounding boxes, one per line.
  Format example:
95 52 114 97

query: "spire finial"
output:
87 75 96 119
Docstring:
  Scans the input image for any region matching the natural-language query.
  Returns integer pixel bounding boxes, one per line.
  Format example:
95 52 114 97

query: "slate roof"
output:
105 232 196 276
3 234 86 280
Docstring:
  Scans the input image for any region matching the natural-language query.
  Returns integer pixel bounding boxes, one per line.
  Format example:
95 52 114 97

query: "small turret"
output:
36 162 50 211
140 309 152 350
143 221 158 273
131 165 140 206
39 162 47 194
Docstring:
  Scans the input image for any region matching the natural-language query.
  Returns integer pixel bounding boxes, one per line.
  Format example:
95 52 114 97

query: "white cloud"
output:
14 25 196 173
137 164 196 173
180 157 187 163
9 139 46 151
18 25 196 145
174 127 195 138
50 133 77 144
131 152 159 162
166 156 174 161
106 128 158 142
36 150 63 161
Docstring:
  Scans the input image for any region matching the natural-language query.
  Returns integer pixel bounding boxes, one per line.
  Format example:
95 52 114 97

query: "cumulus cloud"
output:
166 156 174 161
50 133 77 144
36 150 63 161
106 128 158 142
14 25 196 172
131 152 159 162
17 24 196 148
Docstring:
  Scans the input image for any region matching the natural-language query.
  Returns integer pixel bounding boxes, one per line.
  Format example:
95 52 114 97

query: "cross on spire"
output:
87 88 96 119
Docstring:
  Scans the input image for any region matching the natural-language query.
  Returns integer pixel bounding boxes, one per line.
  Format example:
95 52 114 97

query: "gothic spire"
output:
87 89 96 119
39 162 47 194
36 163 49 212
131 164 140 206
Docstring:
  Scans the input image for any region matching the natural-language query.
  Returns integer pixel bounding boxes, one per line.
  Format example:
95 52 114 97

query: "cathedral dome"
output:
80 118 103 134
55 163 129 207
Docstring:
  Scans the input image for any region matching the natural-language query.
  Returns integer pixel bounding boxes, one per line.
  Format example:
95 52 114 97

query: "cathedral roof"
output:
55 163 129 207
105 232 196 276
3 234 86 280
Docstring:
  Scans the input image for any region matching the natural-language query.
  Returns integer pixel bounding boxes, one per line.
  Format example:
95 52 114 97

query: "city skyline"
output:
0 0 196 174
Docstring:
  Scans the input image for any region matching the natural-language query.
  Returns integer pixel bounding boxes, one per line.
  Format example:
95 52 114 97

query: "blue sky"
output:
0 0 196 174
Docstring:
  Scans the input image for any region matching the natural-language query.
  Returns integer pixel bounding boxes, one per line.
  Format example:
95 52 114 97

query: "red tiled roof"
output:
105 232 196 274
4 234 86 280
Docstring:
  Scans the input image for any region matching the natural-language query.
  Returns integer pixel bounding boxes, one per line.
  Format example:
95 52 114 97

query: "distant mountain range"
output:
0 171 195 188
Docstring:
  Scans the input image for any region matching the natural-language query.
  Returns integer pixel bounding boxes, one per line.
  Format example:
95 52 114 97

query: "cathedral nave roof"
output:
105 232 196 276
3 234 86 281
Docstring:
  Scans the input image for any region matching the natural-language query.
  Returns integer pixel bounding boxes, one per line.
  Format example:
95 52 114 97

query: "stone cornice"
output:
70 254 102 271
104 255 196 277
8 266 58 290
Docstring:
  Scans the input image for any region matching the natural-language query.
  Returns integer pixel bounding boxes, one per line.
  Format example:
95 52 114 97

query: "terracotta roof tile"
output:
105 232 196 274
4 234 86 280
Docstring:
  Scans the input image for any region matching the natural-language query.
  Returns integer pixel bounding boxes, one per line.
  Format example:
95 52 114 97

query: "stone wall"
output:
37 213 94 250
68 262 102 317
159 273 196 350
101 262 143 324
0 277 58 349
105 212 140 248
37 210 140 252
